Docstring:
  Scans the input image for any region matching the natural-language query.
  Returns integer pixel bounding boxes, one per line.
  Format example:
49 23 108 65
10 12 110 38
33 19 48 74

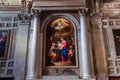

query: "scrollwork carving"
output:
108 68 114 74
0 0 9 5
108 60 113 66
117 68 120 73
115 60 120 66
55 68 71 75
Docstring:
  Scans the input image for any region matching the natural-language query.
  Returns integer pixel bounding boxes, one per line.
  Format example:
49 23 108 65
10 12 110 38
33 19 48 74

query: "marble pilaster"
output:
14 23 29 80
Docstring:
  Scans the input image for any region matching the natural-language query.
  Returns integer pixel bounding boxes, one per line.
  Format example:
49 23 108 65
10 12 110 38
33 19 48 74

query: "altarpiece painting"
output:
45 17 77 66
0 30 10 59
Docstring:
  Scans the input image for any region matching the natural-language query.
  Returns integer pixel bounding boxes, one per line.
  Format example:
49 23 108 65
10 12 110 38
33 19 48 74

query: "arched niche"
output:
46 17 76 66
42 14 80 75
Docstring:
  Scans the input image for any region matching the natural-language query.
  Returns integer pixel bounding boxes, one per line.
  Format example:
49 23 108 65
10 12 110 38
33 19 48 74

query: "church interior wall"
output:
0 0 120 80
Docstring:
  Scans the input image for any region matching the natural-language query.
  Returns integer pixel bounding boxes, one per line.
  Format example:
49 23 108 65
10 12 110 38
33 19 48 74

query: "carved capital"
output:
78 9 86 15
32 9 40 16
18 0 33 24
90 13 103 18
90 13 103 28
78 8 88 15
26 1 32 14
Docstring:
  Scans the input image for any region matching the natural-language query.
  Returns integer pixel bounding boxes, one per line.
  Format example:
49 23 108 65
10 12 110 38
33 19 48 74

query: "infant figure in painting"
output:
67 45 74 63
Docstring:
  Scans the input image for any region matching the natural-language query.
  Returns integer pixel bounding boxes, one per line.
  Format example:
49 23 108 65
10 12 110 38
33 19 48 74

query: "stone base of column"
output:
79 75 96 80
27 79 94 80
26 75 39 80
81 79 95 80
26 78 42 80
26 76 96 80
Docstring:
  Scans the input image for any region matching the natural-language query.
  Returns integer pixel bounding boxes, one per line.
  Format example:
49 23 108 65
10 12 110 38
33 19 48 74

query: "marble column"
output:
26 11 39 80
92 14 108 80
14 23 29 80
79 9 92 79
38 11 43 79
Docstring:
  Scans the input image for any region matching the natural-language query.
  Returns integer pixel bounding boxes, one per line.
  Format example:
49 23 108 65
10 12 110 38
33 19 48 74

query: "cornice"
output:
101 2 120 17
0 5 21 11
102 2 120 9
33 1 85 7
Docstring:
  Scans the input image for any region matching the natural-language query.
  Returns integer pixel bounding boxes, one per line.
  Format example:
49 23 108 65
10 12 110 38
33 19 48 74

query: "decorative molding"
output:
18 0 41 24
0 0 8 5
108 58 120 76
32 1 86 11
33 1 85 7
102 2 120 9
0 5 21 10
101 2 120 17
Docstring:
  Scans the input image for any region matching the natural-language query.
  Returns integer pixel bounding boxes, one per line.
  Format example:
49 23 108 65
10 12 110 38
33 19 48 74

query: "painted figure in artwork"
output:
59 38 67 61
46 18 76 66
113 29 120 56
0 32 7 57
67 45 74 63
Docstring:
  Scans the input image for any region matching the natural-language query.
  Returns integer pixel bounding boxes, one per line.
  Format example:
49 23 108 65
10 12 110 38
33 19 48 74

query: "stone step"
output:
41 76 95 80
